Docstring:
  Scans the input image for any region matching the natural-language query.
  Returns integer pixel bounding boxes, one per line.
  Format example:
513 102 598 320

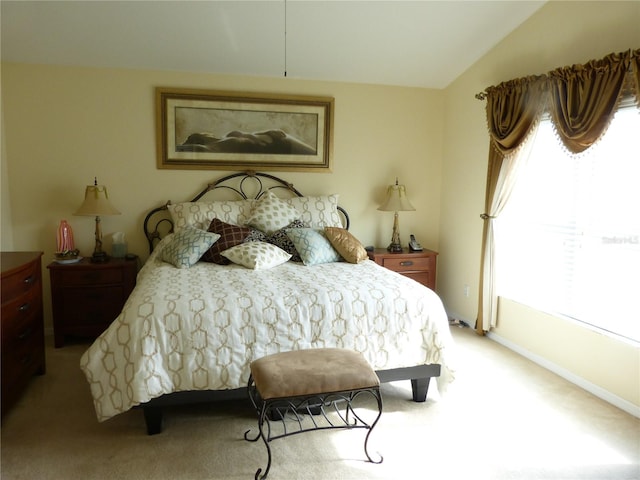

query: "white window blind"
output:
496 105 640 343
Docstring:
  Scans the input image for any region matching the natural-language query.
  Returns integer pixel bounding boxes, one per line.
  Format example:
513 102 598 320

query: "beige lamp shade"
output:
377 180 415 212
74 184 121 216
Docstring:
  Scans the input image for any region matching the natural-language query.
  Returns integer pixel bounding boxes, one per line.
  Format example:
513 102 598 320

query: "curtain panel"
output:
476 49 639 334
477 77 546 333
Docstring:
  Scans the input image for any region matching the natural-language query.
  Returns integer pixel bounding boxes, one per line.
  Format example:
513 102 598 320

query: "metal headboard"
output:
143 171 350 253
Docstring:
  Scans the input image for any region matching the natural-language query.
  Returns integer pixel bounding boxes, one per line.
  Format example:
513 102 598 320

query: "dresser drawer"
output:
1 287 42 338
1 251 45 417
1 320 44 385
1 260 40 301
52 267 124 286
381 255 434 272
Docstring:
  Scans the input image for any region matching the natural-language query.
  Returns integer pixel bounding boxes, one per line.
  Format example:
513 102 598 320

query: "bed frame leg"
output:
411 377 431 402
143 406 164 435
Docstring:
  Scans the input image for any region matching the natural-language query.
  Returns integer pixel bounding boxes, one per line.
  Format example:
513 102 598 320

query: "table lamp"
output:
74 178 121 263
377 178 415 253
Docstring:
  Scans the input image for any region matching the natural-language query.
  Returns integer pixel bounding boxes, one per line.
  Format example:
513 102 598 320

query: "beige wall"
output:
2 1 638 414
0 64 444 330
441 0 640 413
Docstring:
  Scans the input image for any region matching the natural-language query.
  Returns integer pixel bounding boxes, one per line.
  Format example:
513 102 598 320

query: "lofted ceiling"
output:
1 1 546 89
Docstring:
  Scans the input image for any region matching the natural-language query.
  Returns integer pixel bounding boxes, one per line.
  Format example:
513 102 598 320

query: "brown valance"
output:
478 49 639 155
549 51 631 153
485 75 547 156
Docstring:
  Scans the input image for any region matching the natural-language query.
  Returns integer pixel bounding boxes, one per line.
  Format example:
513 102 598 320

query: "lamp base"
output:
90 251 110 263
387 243 403 253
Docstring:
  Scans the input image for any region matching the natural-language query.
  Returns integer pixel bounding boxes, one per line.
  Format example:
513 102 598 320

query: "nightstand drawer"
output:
48 257 137 347
367 248 438 290
60 286 126 326
53 267 123 286
382 255 434 272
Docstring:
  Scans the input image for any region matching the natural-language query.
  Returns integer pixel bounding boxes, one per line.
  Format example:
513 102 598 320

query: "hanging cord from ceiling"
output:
284 0 287 77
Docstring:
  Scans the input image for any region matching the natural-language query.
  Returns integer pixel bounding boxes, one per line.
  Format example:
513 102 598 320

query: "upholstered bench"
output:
244 348 383 479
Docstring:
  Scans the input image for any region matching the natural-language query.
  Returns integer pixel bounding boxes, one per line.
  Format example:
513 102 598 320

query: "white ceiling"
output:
1 1 546 89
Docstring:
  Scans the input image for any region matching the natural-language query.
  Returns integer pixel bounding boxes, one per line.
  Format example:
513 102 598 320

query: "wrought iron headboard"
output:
143 171 350 253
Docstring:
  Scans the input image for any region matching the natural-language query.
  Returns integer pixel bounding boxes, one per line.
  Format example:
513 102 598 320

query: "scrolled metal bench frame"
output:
244 374 383 480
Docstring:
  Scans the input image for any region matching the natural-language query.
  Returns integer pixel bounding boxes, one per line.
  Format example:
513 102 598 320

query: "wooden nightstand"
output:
48 257 137 347
367 248 438 290
1 252 46 418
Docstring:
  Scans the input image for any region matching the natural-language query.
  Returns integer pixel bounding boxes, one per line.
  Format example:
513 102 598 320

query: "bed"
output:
80 171 455 434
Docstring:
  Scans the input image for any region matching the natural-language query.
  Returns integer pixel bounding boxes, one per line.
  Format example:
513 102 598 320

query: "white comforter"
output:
80 242 455 422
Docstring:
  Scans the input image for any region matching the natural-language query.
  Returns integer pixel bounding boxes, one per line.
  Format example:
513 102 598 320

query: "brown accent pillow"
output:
323 227 368 264
202 218 252 264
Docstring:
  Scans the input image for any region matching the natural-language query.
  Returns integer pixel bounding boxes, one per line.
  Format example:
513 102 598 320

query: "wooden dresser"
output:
1 251 46 418
48 257 137 347
367 248 438 290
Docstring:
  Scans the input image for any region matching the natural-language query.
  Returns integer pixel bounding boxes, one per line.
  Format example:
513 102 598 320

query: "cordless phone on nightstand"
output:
409 234 423 252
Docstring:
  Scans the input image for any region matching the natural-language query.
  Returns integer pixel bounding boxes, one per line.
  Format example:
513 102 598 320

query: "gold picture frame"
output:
156 88 334 172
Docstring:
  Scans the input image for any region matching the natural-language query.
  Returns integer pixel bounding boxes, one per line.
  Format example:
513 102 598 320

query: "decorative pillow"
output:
285 228 342 266
246 190 300 234
286 195 342 228
161 227 220 269
245 228 268 243
324 227 369 264
202 218 252 264
266 219 306 262
221 242 291 270
168 199 255 230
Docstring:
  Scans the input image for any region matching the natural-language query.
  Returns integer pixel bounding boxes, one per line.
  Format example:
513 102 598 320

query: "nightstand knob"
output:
400 261 414 267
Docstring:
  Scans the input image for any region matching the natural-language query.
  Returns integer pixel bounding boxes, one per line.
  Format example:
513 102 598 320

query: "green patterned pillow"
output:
221 241 291 270
285 228 342 266
161 227 220 268
246 190 300 235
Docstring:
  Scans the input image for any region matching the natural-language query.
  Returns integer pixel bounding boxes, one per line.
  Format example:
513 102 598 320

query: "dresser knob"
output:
400 261 414 267
23 275 35 285
18 303 30 313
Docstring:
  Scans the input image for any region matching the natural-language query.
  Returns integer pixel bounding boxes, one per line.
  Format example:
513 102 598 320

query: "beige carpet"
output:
1 326 638 480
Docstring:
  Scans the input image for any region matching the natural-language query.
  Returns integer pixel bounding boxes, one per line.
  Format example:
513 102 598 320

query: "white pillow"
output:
168 199 255 230
221 241 291 270
161 227 220 268
246 191 301 235
285 194 342 228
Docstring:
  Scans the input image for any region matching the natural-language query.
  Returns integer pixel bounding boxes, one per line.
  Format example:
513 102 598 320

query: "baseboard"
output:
486 331 640 419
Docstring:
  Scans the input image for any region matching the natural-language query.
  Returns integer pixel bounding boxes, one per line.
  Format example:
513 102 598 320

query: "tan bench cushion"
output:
250 348 380 400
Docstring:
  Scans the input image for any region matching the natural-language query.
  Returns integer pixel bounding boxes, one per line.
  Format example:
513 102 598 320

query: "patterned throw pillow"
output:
246 191 300 235
286 195 342 228
167 199 255 230
266 219 305 262
221 242 291 270
161 227 220 268
285 228 342 266
202 218 252 264
324 227 369 264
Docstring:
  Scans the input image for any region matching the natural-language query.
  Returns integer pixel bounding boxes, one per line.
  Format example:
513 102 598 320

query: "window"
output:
496 104 640 343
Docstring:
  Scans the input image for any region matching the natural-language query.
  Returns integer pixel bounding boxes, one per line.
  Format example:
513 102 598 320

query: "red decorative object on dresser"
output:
1 251 46 418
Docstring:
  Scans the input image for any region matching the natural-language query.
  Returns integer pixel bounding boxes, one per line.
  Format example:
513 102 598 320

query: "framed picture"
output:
156 88 334 172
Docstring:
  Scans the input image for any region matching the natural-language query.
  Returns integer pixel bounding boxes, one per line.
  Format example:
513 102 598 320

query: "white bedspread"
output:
80 243 455 422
